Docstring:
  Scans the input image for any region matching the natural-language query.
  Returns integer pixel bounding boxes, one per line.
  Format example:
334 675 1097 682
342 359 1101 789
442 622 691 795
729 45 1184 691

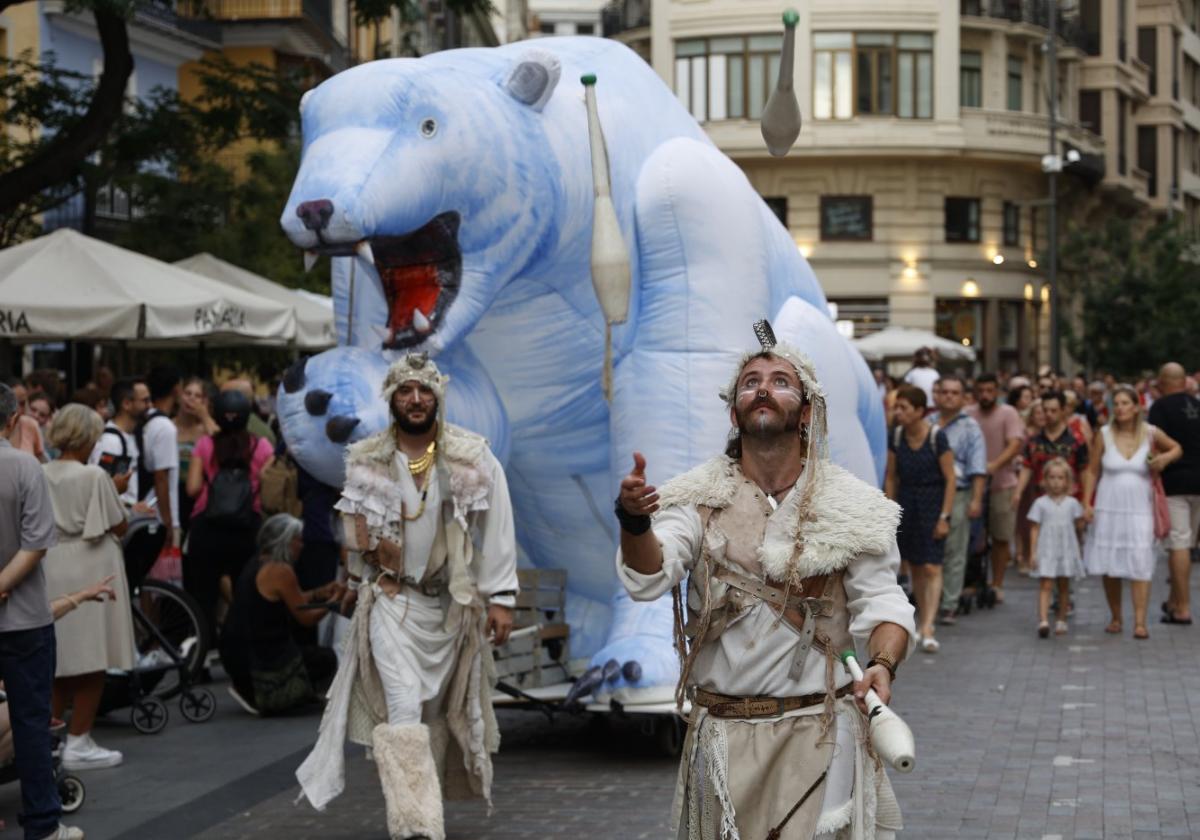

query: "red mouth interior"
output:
383 264 441 335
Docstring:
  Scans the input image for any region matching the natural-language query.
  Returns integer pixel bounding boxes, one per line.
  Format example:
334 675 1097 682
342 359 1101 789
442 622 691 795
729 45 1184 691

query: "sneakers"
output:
39 825 84 840
227 685 260 717
62 734 122 770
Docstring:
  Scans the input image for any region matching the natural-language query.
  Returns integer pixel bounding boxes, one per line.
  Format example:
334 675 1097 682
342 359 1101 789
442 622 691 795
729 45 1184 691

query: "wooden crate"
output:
492 568 570 688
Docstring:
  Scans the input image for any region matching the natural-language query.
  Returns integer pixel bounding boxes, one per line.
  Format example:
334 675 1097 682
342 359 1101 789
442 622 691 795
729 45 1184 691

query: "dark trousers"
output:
0 624 61 839
184 517 259 638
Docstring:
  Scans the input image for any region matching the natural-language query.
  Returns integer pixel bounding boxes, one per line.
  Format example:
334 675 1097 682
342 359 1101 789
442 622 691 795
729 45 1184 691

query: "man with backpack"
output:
138 367 182 548
88 377 150 507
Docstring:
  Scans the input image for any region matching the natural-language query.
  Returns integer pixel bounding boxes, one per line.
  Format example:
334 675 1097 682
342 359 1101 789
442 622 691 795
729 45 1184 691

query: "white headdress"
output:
381 352 450 405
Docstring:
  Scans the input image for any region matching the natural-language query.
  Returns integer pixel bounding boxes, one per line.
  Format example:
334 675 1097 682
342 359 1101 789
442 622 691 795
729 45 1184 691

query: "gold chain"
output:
401 441 436 521
407 441 437 476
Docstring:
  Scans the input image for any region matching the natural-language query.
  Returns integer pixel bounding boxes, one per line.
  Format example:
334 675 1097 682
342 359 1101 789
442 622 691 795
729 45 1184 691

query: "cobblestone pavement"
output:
2 567 1198 839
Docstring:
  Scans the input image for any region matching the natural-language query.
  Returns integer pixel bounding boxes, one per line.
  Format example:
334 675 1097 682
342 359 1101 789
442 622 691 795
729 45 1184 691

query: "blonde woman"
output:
41 404 135 770
1083 386 1182 639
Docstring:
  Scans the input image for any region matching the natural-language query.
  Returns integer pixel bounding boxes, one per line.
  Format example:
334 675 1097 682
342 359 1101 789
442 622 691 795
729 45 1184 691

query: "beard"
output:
391 399 438 435
734 394 803 440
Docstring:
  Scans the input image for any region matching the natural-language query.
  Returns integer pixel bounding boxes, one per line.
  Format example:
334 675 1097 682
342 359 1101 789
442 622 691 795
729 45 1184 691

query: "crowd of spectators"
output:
880 351 1200 650
0 364 344 838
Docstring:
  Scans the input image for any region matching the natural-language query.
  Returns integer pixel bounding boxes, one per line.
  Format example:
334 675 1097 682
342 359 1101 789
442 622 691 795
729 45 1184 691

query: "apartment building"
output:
606 0 1197 372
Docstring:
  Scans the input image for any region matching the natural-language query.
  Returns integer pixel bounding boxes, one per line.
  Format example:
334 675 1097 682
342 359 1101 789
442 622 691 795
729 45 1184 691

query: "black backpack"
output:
201 435 258 529
134 409 167 502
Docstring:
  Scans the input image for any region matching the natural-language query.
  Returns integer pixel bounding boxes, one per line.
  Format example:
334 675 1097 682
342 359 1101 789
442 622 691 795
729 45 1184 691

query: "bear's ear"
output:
503 49 561 112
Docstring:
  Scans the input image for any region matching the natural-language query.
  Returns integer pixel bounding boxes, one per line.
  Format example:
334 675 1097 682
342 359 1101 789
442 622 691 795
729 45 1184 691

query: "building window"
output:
1007 56 1023 111
95 182 132 221
674 35 782 122
1118 93 1128 175
820 196 873 241
1002 201 1019 247
576 22 594 35
1079 90 1101 133
1138 27 1157 96
1138 125 1158 196
945 197 980 243
763 197 788 228
829 298 889 337
936 299 985 360
1081 0 1101 56
538 22 555 34
813 31 932 120
1118 0 1127 62
960 51 982 108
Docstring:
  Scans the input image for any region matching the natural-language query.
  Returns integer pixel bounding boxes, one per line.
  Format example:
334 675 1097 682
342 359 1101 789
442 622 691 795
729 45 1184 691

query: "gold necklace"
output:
402 442 436 521
407 441 436 476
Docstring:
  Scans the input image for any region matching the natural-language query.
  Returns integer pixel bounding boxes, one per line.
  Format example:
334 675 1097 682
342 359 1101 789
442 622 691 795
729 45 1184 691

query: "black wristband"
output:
614 497 652 536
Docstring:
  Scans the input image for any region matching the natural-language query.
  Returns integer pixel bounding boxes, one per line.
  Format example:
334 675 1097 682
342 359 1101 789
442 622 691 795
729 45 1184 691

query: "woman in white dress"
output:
42 404 135 770
1082 387 1181 640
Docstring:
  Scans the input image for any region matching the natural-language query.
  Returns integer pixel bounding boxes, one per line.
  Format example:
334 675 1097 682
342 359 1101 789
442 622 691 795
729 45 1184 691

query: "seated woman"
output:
219 514 344 716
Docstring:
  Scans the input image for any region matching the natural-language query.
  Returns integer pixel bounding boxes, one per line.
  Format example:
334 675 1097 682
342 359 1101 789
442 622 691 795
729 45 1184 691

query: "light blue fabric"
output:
276 38 886 695
937 412 988 490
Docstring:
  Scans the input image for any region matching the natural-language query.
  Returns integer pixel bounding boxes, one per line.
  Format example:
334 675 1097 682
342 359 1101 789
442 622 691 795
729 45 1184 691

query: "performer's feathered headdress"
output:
381 352 450 405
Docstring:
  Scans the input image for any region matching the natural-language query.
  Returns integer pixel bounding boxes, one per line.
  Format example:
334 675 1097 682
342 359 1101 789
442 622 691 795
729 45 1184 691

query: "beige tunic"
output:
41 460 134 676
619 458 915 840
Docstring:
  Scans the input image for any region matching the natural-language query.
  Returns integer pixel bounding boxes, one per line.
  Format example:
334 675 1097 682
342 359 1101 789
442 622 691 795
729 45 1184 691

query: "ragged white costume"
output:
296 354 518 840
617 328 915 840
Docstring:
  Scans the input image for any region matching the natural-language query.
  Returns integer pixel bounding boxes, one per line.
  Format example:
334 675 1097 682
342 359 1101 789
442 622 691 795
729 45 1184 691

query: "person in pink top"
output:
184 390 274 637
966 373 1026 603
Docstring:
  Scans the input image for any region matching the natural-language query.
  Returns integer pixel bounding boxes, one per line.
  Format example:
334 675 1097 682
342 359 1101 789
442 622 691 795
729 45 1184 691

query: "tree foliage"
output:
1060 216 1200 376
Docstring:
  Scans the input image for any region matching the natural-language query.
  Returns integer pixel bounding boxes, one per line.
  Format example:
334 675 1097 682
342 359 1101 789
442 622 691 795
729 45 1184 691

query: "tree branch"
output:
0 4 132 219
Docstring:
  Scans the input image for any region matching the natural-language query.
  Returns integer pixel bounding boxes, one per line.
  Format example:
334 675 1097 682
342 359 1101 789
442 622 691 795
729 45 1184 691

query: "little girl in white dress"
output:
1027 459 1085 638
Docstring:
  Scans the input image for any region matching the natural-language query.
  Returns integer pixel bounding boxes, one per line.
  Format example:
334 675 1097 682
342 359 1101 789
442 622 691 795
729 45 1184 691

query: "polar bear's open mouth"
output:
367 211 461 350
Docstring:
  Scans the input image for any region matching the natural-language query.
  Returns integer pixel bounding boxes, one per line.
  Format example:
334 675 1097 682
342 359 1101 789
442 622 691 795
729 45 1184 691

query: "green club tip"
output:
581 73 597 86
840 649 856 663
783 9 799 26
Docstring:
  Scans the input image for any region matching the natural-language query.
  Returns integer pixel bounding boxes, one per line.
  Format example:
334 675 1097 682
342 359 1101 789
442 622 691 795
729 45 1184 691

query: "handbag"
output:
1150 426 1172 541
250 652 313 715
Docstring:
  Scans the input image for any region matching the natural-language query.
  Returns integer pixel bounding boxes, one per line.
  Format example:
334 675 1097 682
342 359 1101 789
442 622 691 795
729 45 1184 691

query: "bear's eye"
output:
419 118 438 138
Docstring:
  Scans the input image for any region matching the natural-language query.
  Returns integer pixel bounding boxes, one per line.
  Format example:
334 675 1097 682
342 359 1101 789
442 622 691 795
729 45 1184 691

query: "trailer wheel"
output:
654 715 685 757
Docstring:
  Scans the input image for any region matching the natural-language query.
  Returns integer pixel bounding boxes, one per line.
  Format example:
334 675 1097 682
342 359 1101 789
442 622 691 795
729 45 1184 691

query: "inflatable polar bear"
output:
277 36 888 703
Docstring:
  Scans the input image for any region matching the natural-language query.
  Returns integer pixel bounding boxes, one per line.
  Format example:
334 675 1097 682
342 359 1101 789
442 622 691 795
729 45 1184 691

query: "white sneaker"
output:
39 825 84 840
136 649 174 670
62 734 123 770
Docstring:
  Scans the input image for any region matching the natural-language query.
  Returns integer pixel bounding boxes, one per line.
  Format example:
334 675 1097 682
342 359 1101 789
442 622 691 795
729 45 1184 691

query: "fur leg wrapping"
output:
373 723 446 840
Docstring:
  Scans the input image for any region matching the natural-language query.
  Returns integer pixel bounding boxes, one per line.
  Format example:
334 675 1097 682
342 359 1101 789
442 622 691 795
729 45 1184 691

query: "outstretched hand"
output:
618 452 659 517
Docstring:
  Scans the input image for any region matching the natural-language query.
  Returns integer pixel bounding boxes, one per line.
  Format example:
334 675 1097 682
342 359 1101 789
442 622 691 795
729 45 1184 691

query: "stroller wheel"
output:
132 697 169 735
59 774 85 813
180 687 217 723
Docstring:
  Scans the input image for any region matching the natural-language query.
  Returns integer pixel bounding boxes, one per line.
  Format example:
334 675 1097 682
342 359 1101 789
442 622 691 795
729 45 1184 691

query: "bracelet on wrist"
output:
867 652 897 680
614 497 652 536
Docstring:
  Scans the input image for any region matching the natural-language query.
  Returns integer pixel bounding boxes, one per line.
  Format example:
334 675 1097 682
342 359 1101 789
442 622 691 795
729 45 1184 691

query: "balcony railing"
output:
960 0 1088 52
601 0 649 38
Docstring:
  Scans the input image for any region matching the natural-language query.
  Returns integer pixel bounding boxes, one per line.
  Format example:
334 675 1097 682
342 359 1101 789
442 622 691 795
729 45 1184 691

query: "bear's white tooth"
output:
412 309 432 334
304 251 318 272
356 241 375 265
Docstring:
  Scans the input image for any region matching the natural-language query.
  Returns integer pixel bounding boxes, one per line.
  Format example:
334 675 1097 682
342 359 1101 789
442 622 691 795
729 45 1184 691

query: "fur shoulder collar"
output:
657 456 739 511
658 456 900 583
345 423 488 471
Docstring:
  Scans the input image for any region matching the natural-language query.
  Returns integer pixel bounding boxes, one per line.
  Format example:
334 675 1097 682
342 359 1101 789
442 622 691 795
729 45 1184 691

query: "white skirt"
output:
1084 474 1157 582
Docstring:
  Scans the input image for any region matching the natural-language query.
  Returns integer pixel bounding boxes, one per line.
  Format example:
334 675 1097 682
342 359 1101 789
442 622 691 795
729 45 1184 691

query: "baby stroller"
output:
959 498 998 613
98 517 217 734
0 693 85 815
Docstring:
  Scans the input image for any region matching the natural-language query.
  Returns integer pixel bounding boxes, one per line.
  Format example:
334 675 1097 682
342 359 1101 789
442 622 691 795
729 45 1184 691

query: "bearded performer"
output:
296 352 518 840
616 321 916 840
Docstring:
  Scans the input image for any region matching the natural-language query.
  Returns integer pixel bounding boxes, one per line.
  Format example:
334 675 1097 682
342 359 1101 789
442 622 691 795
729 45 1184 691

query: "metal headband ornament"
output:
720 319 827 411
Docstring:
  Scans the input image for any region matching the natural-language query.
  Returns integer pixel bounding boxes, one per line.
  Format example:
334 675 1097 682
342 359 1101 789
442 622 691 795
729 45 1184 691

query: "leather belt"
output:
376 568 447 597
693 685 852 719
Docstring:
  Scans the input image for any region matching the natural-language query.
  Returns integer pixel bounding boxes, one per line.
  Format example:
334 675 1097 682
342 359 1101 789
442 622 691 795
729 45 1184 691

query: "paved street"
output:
2 567 1199 840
